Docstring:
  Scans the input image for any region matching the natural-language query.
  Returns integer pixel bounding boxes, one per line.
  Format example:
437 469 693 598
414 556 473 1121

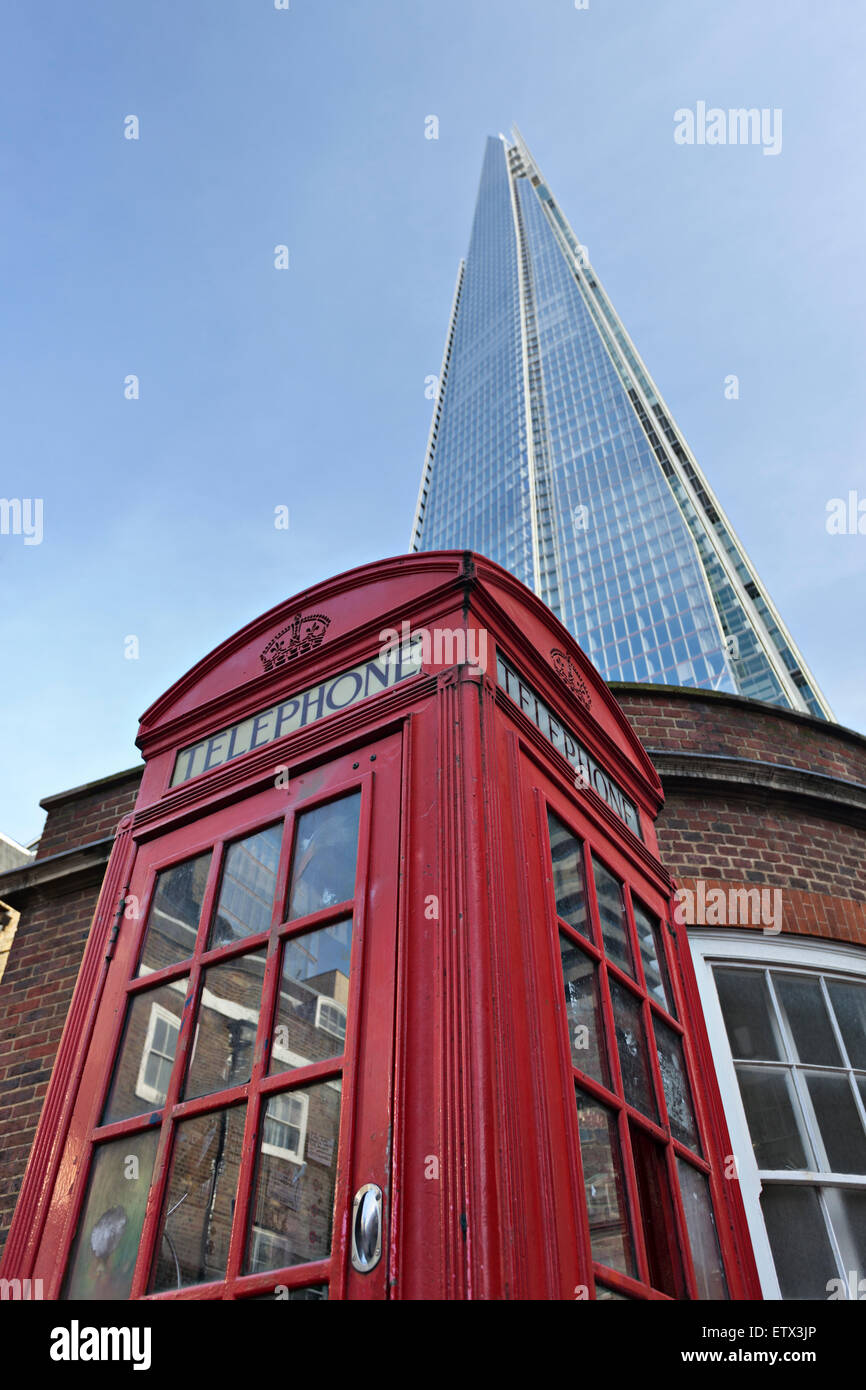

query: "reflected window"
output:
270 918 353 1074
208 825 282 949
102 979 188 1124
138 853 211 975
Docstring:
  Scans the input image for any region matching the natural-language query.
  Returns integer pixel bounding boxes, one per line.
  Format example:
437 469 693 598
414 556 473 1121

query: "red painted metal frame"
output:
1 550 762 1300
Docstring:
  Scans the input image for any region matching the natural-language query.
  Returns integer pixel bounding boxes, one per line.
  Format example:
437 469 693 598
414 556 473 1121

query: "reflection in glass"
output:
575 1089 635 1276
245 1082 342 1273
713 968 783 1061
774 974 841 1067
823 1188 866 1287
761 1186 837 1299
63 1130 160 1300
826 980 866 1068
102 979 188 1124
287 795 361 920
547 812 591 941
137 853 211 975
248 1283 329 1300
208 825 282 950
633 899 675 1015
804 1072 866 1174
559 935 609 1086
592 856 633 977
609 977 658 1122
735 1066 812 1170
676 1159 728 1299
185 951 266 1100
654 1017 700 1152
270 919 353 1074
150 1106 246 1292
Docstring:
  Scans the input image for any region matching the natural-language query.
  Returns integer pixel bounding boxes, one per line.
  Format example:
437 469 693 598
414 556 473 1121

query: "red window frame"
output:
533 774 733 1301
49 733 402 1301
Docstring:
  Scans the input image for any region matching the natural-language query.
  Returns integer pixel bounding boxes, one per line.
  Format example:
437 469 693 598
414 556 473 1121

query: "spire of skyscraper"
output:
411 127 832 720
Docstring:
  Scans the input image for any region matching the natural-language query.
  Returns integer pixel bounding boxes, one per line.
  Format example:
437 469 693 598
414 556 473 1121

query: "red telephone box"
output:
2 551 760 1300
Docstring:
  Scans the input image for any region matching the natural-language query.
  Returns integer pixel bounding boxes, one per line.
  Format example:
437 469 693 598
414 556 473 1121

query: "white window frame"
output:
135 1002 181 1106
314 995 347 1043
689 929 866 1300
261 1089 309 1164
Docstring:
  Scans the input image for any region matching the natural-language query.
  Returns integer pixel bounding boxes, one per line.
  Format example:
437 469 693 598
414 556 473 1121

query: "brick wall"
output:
35 769 142 861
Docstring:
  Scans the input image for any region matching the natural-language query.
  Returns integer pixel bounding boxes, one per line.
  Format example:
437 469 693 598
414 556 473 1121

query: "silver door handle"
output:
351 1183 383 1272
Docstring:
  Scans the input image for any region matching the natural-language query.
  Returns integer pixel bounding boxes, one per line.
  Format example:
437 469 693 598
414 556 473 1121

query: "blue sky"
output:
1 0 864 843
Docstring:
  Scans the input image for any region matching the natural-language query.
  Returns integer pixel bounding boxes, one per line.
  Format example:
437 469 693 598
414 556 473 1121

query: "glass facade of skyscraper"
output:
412 129 832 719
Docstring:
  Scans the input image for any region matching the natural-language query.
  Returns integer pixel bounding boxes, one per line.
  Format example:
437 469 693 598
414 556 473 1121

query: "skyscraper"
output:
411 128 832 720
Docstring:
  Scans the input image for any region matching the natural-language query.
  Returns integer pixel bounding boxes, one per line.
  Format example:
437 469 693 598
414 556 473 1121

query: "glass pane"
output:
270 919 353 1074
559 935 609 1087
185 950 266 1100
575 1089 635 1277
633 898 675 1015
630 1122 683 1298
102 980 188 1124
137 852 211 975
288 794 361 920
150 1105 246 1292
676 1159 729 1299
761 1185 837 1299
592 856 633 977
713 968 784 1061
547 810 591 940
804 1073 866 1174
735 1066 812 1169
63 1130 160 1300
823 1188 866 1292
826 980 866 1068
654 1017 700 1152
208 825 282 949
595 1284 629 1299
609 978 658 1122
773 974 842 1066
245 1081 342 1272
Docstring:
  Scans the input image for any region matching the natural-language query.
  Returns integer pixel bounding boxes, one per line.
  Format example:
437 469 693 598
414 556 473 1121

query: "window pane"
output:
185 950 266 1100
713 968 783 1061
735 1066 812 1169
823 1188 866 1290
138 852 211 975
826 980 866 1068
761 1186 837 1299
654 1017 700 1152
559 935 609 1086
773 974 842 1066
676 1159 728 1299
575 1089 635 1277
208 825 282 949
270 919 353 1074
63 1130 160 1300
633 898 675 1015
804 1072 866 1174
547 811 591 941
595 1284 629 1299
288 795 361 920
609 978 658 1122
150 1105 246 1292
630 1122 684 1298
102 980 187 1124
592 856 633 977
245 1081 342 1273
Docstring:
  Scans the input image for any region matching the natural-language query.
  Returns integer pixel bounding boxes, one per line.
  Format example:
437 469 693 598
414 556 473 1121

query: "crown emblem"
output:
261 613 330 672
550 648 591 709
